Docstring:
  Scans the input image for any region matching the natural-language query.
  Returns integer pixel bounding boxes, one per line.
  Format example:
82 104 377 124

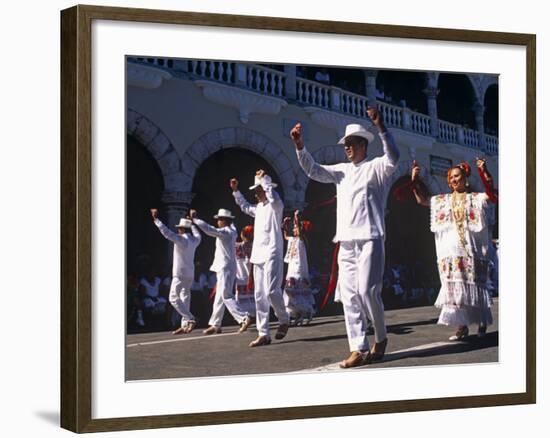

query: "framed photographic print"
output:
60 4 536 433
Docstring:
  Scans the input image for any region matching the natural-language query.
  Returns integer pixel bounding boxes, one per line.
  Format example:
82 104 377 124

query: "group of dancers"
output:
150 106 497 368
150 171 315 347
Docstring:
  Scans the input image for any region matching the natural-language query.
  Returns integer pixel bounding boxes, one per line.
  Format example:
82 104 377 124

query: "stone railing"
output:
484 134 498 155
409 111 432 136
296 78 331 108
128 57 498 155
129 56 175 69
187 60 236 84
438 120 458 144
463 127 479 149
378 101 403 129
339 89 369 119
245 64 286 98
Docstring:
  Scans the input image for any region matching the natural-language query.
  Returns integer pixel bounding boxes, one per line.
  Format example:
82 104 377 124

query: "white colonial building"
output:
127 57 498 233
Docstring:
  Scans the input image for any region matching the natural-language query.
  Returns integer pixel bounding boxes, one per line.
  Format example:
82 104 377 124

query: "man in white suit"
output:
290 107 400 367
231 170 290 347
151 209 201 334
190 208 253 335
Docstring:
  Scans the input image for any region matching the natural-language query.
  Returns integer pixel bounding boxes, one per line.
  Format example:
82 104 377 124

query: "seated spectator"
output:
314 67 330 85
127 274 145 328
375 86 385 101
139 268 168 320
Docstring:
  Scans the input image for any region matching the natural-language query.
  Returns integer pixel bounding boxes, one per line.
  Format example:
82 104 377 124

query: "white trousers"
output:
209 267 249 327
338 239 386 352
254 257 289 336
169 276 194 327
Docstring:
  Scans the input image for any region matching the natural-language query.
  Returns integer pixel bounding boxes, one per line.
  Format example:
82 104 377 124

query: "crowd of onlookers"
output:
128 238 498 333
127 263 218 333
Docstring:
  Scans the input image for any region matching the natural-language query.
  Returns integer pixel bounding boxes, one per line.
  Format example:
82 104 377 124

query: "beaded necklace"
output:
451 191 468 250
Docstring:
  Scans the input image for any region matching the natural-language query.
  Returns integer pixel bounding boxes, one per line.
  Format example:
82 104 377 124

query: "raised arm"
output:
230 178 257 217
150 209 187 245
290 123 339 184
367 106 400 165
411 161 430 207
256 170 282 205
191 224 201 242
190 210 232 240
476 157 498 203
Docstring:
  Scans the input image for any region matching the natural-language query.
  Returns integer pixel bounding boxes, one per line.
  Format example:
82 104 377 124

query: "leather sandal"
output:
275 323 289 340
172 326 187 335
238 316 253 334
339 351 370 369
183 321 196 334
368 338 388 363
203 325 222 335
249 335 271 347
449 325 469 341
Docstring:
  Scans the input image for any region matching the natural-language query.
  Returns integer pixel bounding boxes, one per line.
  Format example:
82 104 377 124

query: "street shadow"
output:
386 318 439 335
289 318 345 329
280 333 349 344
380 331 499 364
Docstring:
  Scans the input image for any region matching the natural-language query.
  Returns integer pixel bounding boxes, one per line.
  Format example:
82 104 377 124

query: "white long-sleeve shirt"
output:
154 219 201 278
233 177 284 264
192 218 237 273
296 131 399 242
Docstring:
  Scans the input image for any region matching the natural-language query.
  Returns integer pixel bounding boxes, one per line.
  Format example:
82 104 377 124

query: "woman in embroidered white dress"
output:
283 210 315 325
411 158 497 341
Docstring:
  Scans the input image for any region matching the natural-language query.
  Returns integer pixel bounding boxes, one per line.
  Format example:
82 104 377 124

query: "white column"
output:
284 65 297 100
235 63 248 87
363 69 378 107
423 85 439 138
472 101 487 150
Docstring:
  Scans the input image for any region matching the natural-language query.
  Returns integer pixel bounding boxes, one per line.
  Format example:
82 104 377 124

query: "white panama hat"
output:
175 218 193 228
249 174 278 190
213 208 235 219
338 123 375 145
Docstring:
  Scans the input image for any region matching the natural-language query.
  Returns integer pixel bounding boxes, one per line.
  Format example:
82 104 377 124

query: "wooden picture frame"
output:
60 4 536 433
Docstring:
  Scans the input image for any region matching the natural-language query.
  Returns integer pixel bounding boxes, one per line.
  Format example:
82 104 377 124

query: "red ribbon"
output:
392 179 417 202
478 167 498 203
209 285 216 301
320 242 340 310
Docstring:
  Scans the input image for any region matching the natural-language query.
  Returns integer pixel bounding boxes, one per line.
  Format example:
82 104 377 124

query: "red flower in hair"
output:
458 162 471 177
301 220 312 232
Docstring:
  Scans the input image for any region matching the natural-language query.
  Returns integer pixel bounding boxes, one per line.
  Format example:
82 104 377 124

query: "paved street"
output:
126 299 498 380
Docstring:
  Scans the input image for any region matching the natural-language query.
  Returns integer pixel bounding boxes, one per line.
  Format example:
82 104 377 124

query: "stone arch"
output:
483 82 499 136
436 73 478 128
182 127 298 206
127 108 187 193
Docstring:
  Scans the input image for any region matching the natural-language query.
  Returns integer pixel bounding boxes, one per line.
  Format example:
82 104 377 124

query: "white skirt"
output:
435 281 493 327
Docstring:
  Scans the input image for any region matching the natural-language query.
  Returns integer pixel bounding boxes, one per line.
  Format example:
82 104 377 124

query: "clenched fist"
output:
411 160 421 182
290 123 304 150
367 106 386 132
